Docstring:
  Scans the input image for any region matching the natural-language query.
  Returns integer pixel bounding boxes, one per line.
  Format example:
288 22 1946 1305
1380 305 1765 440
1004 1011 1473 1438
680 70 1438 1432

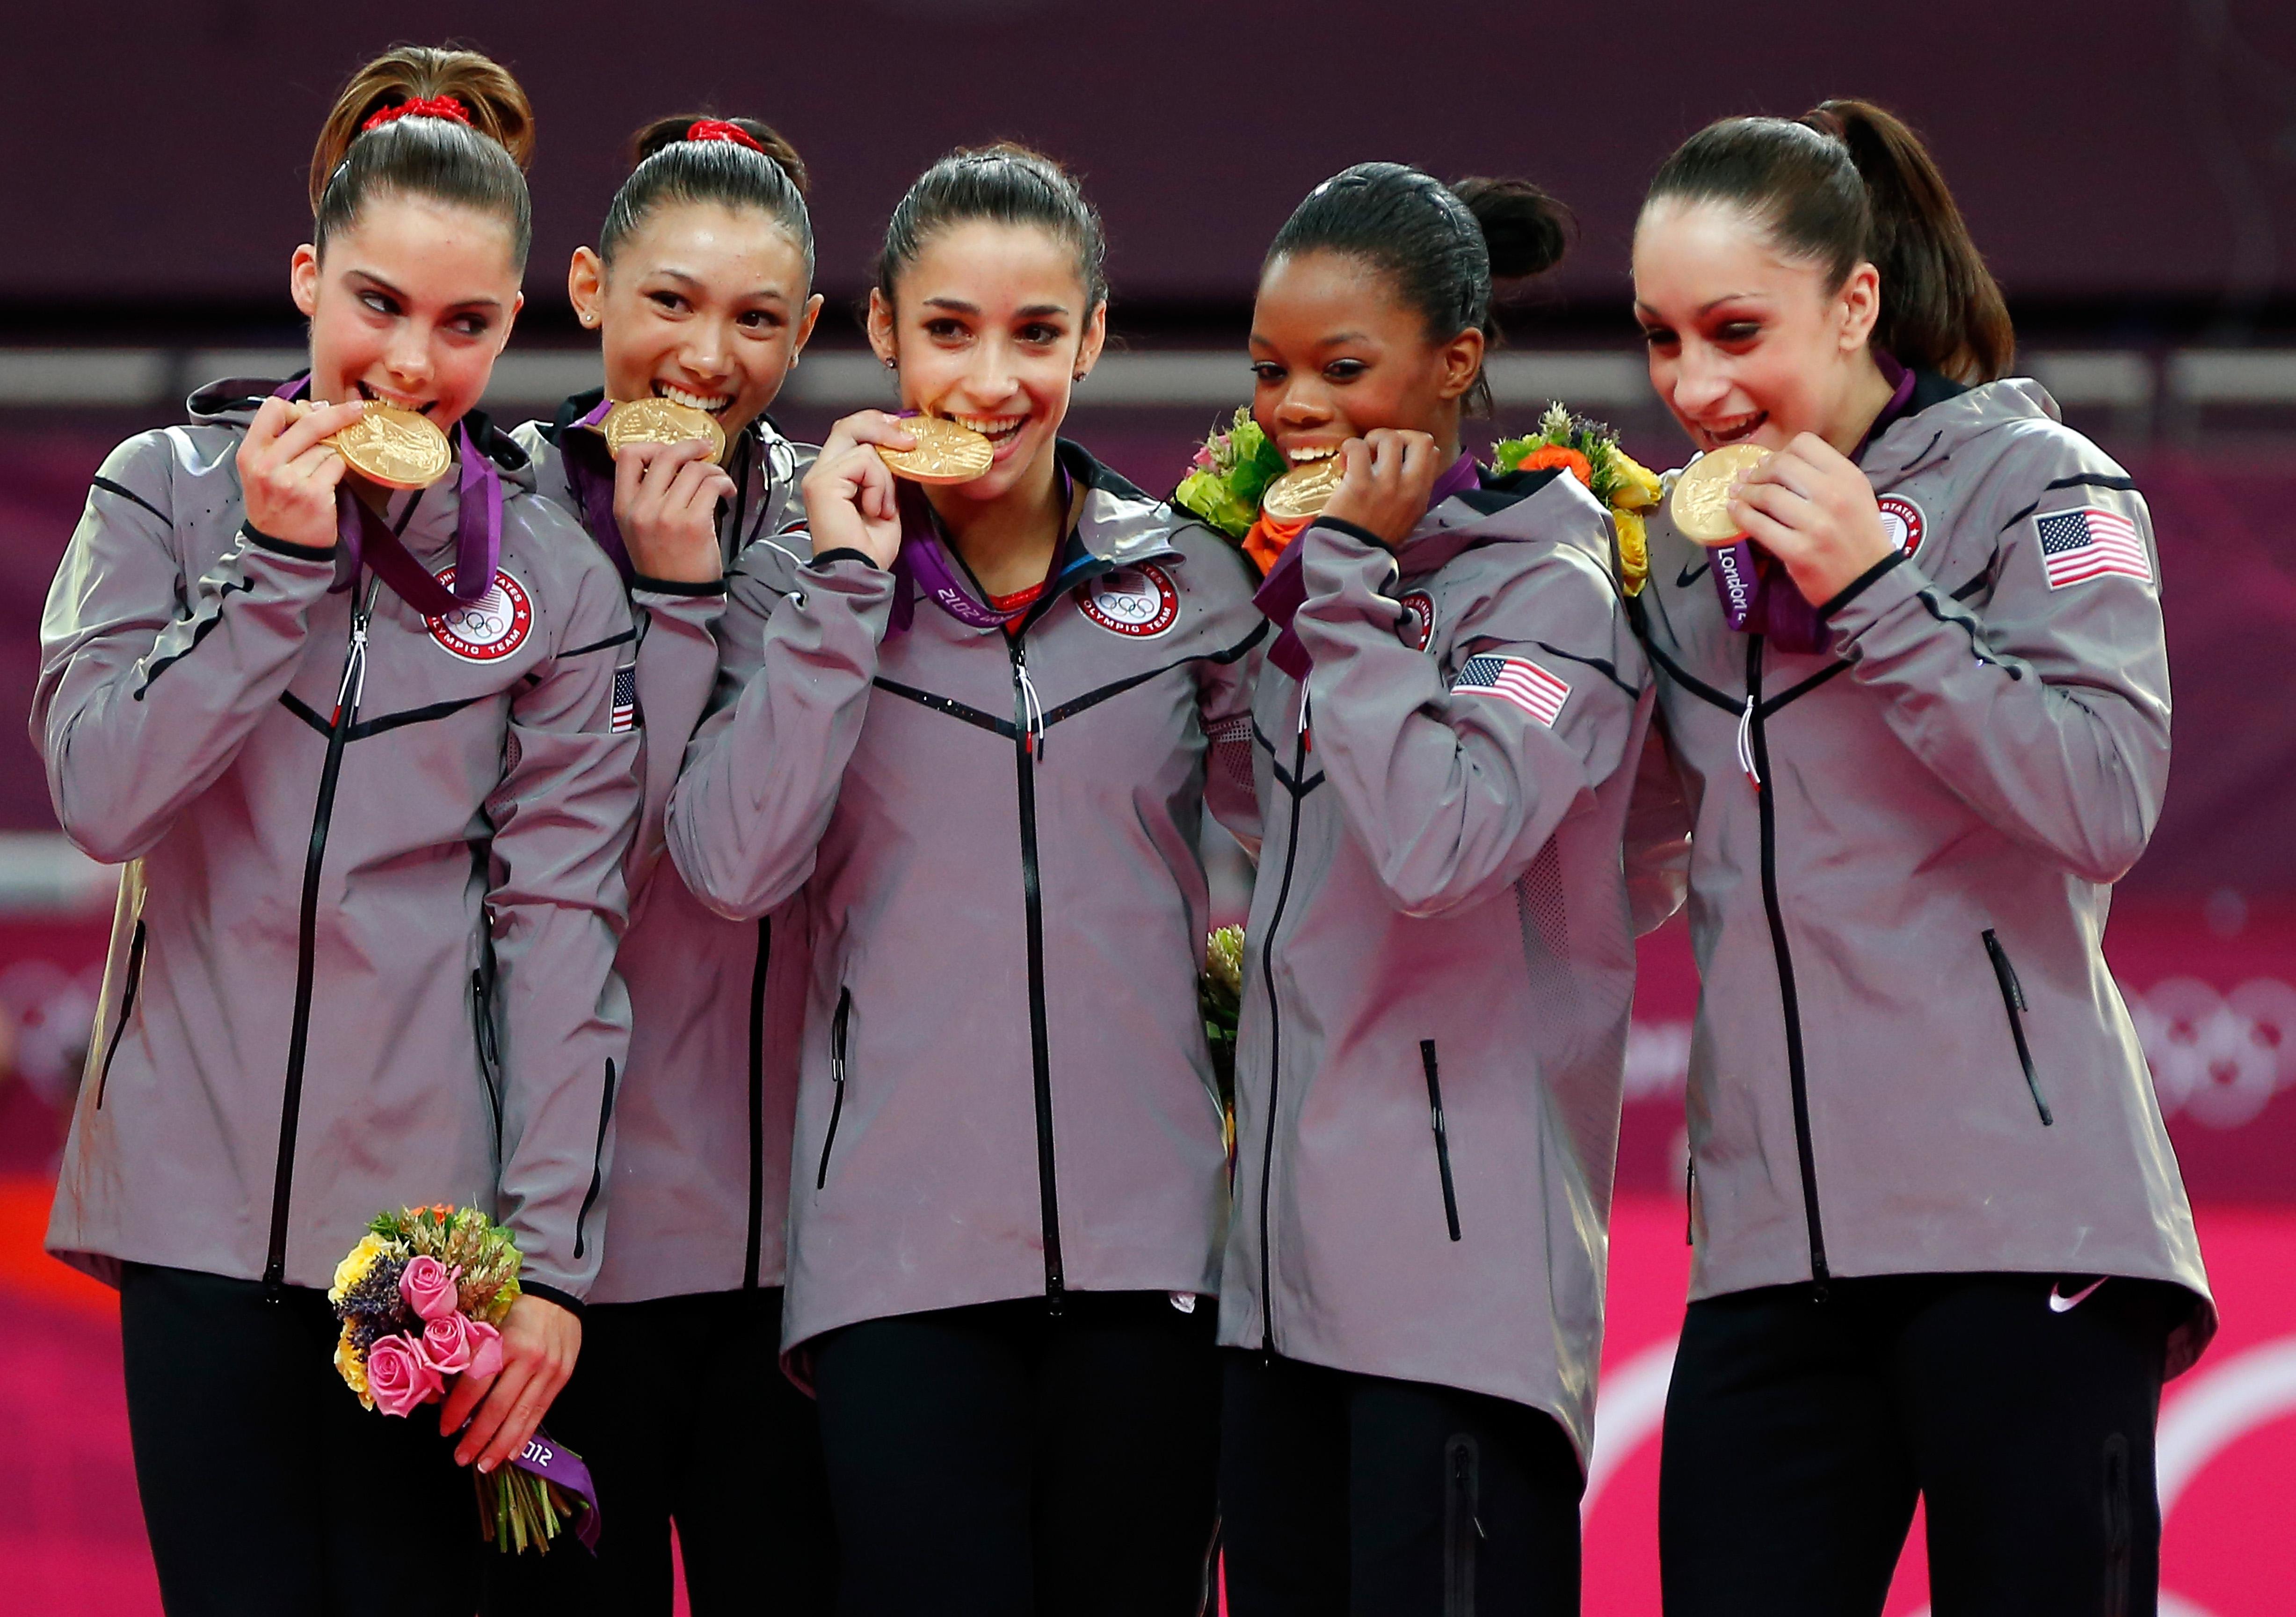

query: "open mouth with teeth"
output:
655 382 734 416
950 412 1030 458
353 380 436 414
1695 410 1767 449
1283 444 1342 465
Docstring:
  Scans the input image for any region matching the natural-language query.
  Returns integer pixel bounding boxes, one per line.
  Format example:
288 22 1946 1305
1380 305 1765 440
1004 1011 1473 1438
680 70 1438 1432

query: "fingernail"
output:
478 1459 495 1474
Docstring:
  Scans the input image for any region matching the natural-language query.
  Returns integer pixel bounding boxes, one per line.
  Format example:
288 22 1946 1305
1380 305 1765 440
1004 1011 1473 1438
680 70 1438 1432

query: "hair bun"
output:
1451 177 1572 281
628 113 809 196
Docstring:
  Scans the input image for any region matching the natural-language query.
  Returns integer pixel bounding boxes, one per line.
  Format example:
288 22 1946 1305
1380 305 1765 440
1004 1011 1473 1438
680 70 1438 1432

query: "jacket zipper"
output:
1008 635 1066 1310
471 956 503 1155
1745 635 1830 1290
1420 1039 1462 1242
746 916 772 1284
1256 692 1314 1351
815 984 851 1191
264 578 377 1295
1983 928 2053 1125
94 918 147 1109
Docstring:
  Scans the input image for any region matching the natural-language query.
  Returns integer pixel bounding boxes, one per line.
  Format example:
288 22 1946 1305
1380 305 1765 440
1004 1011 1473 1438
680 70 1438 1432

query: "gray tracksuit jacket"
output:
1631 374 2215 1373
1217 470 1653 1462
667 443 1266 1350
36 378 639 1308
516 395 816 1303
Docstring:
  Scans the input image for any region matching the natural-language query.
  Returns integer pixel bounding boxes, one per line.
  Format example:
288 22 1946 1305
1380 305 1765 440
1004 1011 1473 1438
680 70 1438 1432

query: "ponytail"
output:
599 114 814 278
308 45 535 269
1643 99 2012 384
1266 162 1572 415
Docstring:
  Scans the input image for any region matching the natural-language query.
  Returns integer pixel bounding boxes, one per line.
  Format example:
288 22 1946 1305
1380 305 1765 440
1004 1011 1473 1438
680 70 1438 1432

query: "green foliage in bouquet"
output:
1175 409 1289 543
1200 925 1244 1126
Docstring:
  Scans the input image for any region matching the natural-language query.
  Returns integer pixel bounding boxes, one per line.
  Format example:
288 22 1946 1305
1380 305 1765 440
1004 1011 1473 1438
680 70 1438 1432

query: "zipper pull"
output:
1014 645 1046 761
1297 688 1312 752
332 601 371 727
1735 693 1760 790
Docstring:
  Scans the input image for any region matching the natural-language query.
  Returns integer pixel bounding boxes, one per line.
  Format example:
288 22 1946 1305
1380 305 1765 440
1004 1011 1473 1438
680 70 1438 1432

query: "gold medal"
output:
330 403 451 490
1261 457 1345 524
1668 442 1770 546
602 397 727 465
875 416 995 485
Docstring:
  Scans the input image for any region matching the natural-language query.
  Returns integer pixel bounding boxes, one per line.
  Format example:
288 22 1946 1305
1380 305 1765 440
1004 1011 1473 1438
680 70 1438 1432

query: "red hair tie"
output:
363 95 471 133
687 119 764 154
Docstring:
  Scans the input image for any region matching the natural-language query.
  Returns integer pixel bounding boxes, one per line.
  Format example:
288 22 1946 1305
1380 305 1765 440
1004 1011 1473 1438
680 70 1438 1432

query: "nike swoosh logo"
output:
2048 1276 2107 1313
1676 559 1710 588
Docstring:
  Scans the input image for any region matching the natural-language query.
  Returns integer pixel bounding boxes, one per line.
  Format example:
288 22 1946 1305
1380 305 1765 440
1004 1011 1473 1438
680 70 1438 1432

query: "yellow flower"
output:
1612 508 1650 597
328 1233 387 1304
334 1322 373 1410
1607 451 1664 511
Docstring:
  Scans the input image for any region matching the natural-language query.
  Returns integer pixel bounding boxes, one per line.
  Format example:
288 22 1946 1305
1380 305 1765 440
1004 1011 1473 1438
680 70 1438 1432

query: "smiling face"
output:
1632 197 1885 455
291 194 524 426
1249 248 1480 473
867 219 1104 507
572 202 821 441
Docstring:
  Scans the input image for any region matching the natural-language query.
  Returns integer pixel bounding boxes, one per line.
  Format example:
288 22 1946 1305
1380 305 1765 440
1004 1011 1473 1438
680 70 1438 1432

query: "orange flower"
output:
1242 510 1310 576
1516 444 1593 487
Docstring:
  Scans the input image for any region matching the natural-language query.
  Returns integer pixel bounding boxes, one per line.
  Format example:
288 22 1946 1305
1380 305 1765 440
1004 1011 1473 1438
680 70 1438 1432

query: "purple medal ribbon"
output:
1707 355 1916 654
558 396 634 586
887 447 1075 635
269 377 502 618
509 1424 603 1552
1254 452 1481 681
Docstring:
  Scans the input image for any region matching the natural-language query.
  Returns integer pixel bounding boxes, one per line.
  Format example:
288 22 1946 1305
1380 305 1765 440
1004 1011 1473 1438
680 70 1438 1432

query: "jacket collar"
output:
1862 375 2058 487
1393 463 1612 582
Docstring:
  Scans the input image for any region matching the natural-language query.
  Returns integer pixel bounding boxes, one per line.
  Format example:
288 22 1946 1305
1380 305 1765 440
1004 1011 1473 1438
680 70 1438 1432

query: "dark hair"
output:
1643 99 2013 384
309 45 535 269
1266 162 1571 415
875 143 1107 313
599 115 814 278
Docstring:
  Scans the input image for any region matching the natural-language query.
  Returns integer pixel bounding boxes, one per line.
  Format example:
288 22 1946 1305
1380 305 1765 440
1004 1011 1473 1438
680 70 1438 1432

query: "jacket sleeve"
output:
620 578 727 894
1821 436 2169 884
482 548 643 1305
1291 516 1642 919
1191 542 1270 852
666 544 893 921
1623 714 1693 936
33 431 338 863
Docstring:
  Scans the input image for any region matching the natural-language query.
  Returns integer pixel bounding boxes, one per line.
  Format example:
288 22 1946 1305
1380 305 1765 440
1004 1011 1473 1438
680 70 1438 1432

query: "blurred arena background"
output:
2 3 2293 1612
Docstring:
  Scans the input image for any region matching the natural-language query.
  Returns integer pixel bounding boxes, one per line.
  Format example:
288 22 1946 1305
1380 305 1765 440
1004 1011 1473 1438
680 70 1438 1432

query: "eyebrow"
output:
343 268 504 314
649 267 791 303
918 296 1073 319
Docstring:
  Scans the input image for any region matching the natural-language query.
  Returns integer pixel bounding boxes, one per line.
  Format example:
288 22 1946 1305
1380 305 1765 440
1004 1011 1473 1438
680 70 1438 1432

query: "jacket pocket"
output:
1420 1040 1462 1242
94 919 148 1110
1443 1432 1480 1616
1983 929 2052 1126
815 987 852 1190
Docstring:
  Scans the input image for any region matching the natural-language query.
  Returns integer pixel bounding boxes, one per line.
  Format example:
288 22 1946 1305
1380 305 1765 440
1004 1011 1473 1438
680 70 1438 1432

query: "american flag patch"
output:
610 664 639 733
2036 506 2151 590
1453 653 1570 727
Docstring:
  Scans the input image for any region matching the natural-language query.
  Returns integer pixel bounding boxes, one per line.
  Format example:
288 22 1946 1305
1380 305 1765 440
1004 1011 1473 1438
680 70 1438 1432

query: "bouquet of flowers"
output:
330 1205 595 1553
1491 402 1665 596
1200 925 1245 1158
1175 409 1290 546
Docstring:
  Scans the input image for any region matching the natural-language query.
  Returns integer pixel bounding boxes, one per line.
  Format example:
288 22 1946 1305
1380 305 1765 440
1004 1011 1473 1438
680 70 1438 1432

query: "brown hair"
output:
1643 98 2013 384
307 44 536 266
598 115 812 277
876 144 1106 315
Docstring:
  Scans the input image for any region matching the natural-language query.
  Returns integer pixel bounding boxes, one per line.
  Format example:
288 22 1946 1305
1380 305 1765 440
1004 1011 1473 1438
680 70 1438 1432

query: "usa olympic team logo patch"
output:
425 567 534 663
1877 495 1925 559
1399 590 1437 651
1080 563 1181 638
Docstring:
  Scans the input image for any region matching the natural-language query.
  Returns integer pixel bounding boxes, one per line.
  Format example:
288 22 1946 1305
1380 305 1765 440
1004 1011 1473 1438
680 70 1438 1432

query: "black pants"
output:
810 1289 1221 1616
1660 1271 2178 1617
483 1286 835 1616
1220 1350 1584 1615
119 1262 481 1617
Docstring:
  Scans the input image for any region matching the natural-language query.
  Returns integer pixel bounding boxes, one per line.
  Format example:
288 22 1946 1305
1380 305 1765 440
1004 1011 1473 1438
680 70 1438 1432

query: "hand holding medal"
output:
799 409 933 569
236 395 372 550
1690 432 1896 605
1317 429 1445 546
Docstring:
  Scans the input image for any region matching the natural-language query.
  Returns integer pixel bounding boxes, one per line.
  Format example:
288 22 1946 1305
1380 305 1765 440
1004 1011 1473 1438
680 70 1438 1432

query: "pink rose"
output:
398 1256 461 1322
420 1310 480 1375
463 1319 504 1381
366 1333 444 1417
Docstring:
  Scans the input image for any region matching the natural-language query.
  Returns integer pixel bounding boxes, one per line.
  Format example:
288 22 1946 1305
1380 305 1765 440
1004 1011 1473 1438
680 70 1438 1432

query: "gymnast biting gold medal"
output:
1669 442 1771 546
875 416 995 485
601 396 728 464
